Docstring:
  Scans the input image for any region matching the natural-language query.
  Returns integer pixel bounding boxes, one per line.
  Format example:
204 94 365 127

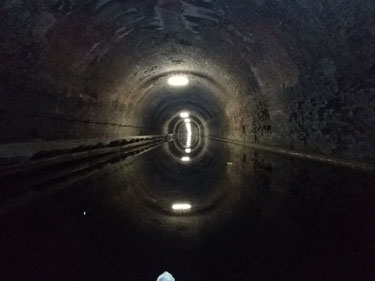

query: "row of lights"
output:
174 111 192 211
83 76 192 215
169 75 191 158
180 112 192 161
170 76 192 212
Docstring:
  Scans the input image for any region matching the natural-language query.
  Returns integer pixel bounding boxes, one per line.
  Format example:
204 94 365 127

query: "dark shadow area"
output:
0 140 374 281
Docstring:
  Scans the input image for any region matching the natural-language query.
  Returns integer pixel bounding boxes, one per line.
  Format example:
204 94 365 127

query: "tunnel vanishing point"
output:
0 1 374 281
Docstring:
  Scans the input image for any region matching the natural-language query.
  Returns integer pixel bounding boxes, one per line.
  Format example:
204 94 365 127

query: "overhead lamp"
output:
185 148 191 153
180 112 189 118
168 75 189 86
185 122 192 147
184 118 191 123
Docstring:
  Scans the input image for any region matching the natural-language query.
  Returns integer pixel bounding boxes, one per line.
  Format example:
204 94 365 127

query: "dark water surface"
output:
1 140 374 281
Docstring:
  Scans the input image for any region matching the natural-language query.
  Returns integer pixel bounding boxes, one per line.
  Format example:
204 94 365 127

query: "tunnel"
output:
0 0 374 280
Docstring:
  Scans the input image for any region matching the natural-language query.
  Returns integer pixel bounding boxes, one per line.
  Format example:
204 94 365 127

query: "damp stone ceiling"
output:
0 0 374 162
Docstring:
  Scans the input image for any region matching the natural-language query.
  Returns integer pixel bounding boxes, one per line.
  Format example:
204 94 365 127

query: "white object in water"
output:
157 271 175 281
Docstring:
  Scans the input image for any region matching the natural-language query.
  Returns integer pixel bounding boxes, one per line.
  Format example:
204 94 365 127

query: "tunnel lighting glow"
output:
168 75 189 86
180 112 189 118
184 118 191 123
181 156 190 162
186 122 192 147
172 203 192 210
185 148 191 153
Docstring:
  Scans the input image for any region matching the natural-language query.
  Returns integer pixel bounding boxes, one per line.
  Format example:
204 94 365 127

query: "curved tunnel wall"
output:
0 0 374 161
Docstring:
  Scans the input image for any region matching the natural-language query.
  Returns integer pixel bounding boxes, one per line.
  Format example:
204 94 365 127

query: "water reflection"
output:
172 203 192 211
0 140 374 281
181 156 190 162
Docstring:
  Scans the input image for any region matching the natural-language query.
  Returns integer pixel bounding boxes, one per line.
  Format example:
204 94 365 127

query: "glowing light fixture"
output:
172 203 192 210
180 112 189 118
181 156 190 162
185 148 191 153
185 122 192 147
168 75 189 86
184 118 191 123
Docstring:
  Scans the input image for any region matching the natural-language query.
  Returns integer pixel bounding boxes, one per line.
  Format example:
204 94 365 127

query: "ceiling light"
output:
168 75 189 86
181 156 190 162
180 112 189 118
172 203 192 210
185 122 192 147
184 118 191 123
185 148 191 153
